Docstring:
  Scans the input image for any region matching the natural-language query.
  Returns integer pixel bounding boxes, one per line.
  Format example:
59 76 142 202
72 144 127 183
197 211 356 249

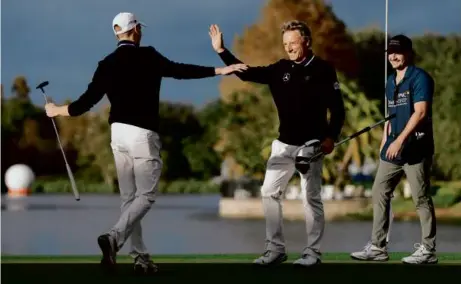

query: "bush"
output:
31 178 114 194
29 178 220 195
160 179 220 194
431 182 461 208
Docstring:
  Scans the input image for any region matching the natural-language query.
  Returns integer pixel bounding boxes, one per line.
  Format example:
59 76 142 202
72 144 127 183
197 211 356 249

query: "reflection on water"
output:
2 194 461 255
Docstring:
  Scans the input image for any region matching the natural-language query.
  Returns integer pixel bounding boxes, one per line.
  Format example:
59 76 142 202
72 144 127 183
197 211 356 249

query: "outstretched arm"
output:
209 24 275 84
45 61 108 117
152 47 247 79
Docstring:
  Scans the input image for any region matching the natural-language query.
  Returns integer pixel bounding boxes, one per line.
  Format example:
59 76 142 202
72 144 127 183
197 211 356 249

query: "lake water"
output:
2 194 461 255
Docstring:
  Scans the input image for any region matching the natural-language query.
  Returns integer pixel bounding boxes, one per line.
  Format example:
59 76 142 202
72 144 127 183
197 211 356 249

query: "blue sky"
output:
2 0 460 110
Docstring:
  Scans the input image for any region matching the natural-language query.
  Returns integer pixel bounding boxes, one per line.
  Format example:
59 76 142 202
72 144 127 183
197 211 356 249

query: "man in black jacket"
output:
209 21 345 267
45 12 247 274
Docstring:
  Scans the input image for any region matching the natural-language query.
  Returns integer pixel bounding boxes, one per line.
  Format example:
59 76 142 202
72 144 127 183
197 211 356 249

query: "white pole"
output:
385 0 389 112
384 0 393 246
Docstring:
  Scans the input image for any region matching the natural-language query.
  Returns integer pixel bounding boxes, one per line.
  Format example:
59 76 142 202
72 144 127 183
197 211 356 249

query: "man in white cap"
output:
44 12 247 274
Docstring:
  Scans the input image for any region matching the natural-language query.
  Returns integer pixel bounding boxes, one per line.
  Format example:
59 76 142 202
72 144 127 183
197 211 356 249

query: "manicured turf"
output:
2 253 461 284
3 252 461 263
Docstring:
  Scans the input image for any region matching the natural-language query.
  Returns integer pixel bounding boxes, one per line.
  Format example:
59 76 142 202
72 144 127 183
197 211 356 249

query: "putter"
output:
36 81 80 201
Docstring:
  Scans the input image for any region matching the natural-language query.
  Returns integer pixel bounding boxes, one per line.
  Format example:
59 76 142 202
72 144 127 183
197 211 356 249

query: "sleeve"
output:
218 48 275 85
324 64 346 141
151 47 216 79
412 72 434 103
68 60 107 116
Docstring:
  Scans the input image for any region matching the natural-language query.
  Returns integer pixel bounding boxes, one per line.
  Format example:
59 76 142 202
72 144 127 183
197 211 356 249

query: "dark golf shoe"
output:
97 233 117 271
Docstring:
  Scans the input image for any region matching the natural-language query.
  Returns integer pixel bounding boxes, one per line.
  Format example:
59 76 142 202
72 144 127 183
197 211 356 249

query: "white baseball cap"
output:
112 12 146 35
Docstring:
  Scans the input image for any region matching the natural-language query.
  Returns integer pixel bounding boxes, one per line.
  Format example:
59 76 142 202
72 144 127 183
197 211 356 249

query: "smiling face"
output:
283 30 309 62
281 20 312 63
388 51 409 70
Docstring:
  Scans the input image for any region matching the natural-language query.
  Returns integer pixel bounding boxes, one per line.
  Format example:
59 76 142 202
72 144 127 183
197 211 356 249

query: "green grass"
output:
3 252 461 264
2 253 461 283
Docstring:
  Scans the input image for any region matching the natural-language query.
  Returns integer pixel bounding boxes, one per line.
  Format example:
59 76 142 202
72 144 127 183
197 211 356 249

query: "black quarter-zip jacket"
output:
218 48 346 146
67 40 216 132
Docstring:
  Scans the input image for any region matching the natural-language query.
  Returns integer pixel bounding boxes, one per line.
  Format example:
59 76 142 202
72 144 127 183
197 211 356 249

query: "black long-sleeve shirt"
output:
218 48 346 146
67 40 216 132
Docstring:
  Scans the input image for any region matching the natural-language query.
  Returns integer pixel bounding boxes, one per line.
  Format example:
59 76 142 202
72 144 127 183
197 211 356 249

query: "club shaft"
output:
41 93 70 163
308 114 395 161
41 90 79 200
335 114 395 147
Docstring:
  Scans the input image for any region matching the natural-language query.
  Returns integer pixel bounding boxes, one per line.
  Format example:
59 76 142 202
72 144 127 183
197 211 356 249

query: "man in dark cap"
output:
350 34 437 264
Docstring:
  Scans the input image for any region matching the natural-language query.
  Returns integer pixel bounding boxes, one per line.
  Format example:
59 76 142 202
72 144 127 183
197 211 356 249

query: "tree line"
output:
2 0 460 194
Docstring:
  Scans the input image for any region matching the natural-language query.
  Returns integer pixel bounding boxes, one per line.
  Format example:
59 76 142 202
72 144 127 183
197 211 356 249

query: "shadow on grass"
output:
2 263 461 283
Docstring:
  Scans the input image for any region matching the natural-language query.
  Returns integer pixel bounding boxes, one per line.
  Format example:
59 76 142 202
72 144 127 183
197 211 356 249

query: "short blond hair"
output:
281 20 312 43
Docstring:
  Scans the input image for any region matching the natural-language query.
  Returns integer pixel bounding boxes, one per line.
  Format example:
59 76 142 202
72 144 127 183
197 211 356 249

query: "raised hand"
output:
209 24 225 53
216 63 248 75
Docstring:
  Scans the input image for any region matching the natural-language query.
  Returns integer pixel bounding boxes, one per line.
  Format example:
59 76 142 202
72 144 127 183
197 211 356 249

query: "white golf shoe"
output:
350 241 389 261
401 243 438 264
293 254 321 267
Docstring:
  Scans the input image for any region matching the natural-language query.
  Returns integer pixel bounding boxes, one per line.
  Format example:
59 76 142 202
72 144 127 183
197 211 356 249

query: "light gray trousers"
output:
108 123 163 259
371 158 436 250
261 139 324 257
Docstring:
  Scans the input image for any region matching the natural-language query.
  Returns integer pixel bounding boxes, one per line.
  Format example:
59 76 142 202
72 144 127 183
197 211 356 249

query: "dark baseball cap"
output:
387 34 413 54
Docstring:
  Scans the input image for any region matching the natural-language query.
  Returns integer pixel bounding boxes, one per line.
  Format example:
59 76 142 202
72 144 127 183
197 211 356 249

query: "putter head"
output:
295 139 321 174
36 81 49 91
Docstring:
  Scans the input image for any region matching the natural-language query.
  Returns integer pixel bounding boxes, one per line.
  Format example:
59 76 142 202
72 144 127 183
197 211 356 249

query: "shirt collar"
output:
117 40 139 47
393 64 415 86
292 53 316 68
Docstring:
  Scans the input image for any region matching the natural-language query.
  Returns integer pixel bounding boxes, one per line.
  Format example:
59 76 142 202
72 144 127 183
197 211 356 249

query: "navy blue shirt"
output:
380 65 435 165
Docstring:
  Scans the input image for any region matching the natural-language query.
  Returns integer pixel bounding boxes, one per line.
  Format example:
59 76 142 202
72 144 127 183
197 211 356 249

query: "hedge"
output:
29 178 220 195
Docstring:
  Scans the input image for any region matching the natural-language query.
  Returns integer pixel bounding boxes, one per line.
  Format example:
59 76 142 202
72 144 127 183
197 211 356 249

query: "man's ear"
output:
114 24 122 33
134 24 141 34
304 37 312 49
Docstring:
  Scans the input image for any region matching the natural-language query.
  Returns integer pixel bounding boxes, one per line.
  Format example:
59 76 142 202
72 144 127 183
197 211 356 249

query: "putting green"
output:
2 252 461 263
2 254 461 284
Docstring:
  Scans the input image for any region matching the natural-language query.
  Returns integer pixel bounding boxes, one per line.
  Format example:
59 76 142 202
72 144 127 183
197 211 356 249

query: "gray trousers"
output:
261 139 324 257
108 123 163 259
371 158 436 251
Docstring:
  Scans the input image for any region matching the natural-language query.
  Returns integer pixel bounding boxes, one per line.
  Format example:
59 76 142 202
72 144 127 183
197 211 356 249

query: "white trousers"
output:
261 139 324 257
109 123 163 259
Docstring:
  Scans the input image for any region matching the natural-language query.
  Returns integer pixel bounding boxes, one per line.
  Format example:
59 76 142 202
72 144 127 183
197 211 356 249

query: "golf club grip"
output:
66 163 80 200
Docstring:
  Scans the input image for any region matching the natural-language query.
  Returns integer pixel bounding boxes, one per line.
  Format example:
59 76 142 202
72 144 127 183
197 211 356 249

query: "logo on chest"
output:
389 90 410 107
282 73 291 82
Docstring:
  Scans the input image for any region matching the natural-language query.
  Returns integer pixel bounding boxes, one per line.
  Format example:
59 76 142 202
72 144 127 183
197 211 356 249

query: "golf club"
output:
295 113 396 169
36 81 80 201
